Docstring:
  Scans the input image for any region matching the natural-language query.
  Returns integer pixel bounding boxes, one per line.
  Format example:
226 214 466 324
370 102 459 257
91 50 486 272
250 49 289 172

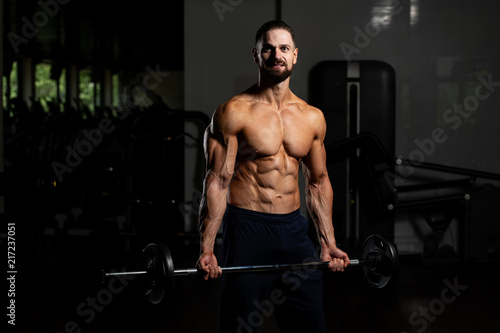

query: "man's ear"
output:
293 47 299 65
252 47 259 64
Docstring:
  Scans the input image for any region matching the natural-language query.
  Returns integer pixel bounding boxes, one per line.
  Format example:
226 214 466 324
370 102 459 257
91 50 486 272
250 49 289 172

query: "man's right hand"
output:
196 252 223 280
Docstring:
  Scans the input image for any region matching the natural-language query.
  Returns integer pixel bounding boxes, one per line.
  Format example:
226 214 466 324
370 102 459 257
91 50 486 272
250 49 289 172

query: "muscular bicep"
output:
302 109 329 184
302 139 329 185
204 126 238 185
203 104 241 187
199 108 240 226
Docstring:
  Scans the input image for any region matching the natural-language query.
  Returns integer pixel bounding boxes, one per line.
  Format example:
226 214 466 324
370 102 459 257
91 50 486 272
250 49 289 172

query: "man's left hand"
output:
322 246 351 272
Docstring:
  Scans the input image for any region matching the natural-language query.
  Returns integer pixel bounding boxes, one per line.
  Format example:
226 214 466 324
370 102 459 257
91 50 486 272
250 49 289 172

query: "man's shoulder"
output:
211 99 248 130
223 95 253 111
209 94 252 136
291 95 324 118
288 96 326 138
215 90 254 114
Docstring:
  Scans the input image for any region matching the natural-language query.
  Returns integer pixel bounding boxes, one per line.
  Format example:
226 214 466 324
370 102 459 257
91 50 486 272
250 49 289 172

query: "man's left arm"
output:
302 112 350 271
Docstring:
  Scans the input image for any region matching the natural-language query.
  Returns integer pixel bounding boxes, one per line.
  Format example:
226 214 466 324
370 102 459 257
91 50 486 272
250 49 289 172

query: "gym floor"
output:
12 230 500 333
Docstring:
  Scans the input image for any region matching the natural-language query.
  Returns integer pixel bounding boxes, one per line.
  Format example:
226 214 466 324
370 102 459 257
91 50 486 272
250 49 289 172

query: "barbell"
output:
102 234 398 304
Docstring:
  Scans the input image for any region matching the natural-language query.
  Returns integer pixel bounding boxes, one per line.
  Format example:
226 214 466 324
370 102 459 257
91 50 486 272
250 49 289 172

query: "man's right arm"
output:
197 103 239 279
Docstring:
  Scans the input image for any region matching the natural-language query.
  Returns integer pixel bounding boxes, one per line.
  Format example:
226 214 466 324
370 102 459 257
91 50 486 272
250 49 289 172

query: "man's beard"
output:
260 62 293 84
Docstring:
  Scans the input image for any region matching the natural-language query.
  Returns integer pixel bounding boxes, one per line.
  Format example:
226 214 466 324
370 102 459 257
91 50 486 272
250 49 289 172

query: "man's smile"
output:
268 61 286 69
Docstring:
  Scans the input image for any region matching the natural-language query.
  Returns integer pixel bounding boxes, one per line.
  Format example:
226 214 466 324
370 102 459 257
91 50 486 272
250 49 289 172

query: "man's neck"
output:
255 76 292 110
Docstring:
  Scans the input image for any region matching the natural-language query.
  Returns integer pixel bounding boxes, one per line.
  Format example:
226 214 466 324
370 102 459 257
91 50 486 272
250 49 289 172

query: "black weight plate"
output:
361 234 398 289
158 243 175 295
142 242 175 304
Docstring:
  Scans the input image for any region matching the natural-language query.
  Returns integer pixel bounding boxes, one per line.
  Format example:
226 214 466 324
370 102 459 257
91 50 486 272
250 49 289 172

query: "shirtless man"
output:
197 20 350 332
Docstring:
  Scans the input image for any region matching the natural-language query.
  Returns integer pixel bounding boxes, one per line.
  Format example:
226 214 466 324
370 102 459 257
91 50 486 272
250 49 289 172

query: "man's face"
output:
254 29 298 84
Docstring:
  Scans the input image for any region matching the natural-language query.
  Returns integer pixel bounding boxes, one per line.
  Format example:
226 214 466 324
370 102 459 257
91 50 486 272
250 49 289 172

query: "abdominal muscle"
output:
227 147 302 214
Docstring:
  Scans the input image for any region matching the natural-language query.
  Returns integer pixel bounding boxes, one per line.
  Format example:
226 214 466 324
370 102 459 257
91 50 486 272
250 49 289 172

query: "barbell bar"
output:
102 234 398 304
105 259 365 277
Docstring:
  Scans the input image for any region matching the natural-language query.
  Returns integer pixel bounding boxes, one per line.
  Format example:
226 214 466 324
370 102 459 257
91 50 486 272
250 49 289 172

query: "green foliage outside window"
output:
3 61 97 114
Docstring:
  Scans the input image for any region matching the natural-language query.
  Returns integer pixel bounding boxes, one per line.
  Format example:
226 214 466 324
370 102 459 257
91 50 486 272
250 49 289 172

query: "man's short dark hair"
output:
255 20 296 48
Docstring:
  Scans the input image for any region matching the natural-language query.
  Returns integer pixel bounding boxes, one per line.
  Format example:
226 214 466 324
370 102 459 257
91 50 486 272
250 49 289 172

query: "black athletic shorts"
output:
219 204 326 333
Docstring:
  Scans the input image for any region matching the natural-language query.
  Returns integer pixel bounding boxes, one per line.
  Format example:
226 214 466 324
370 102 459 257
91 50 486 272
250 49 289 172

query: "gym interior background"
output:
1 0 500 332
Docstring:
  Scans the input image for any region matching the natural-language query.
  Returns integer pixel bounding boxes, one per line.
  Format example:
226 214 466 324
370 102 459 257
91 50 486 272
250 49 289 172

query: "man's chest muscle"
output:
239 111 313 159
